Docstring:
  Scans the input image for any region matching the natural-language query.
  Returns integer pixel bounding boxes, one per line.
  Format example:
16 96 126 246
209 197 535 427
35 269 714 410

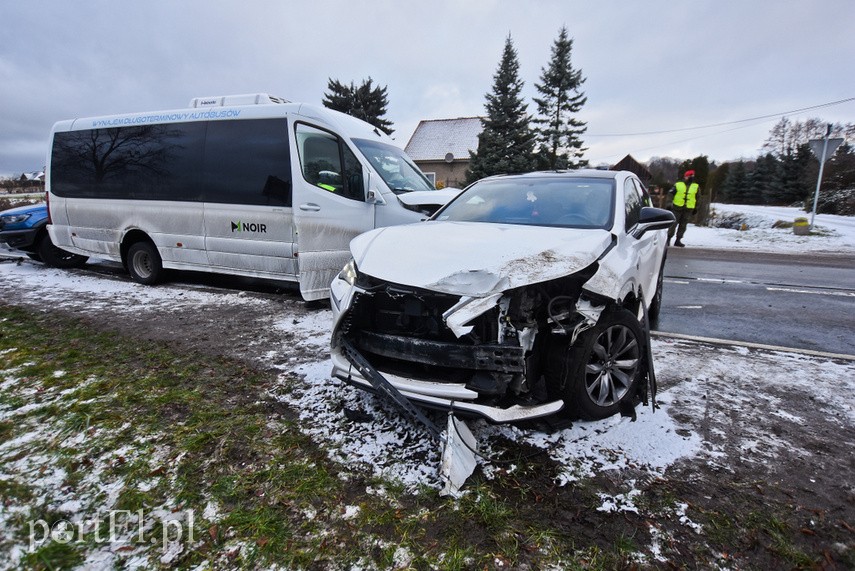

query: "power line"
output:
590 118 773 164
588 96 855 138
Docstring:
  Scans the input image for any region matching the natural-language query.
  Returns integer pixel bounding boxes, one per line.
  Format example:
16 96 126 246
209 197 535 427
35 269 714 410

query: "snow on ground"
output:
276 332 854 492
0 259 272 314
679 203 855 253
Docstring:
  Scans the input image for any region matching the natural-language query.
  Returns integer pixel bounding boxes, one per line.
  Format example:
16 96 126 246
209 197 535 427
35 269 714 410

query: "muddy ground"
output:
2 258 854 568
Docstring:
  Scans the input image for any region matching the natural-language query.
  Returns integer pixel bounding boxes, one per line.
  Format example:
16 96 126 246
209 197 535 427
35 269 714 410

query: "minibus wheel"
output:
127 241 162 285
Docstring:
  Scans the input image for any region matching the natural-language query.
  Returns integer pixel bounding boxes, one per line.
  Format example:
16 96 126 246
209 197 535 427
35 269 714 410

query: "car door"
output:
624 177 662 307
292 123 375 301
202 118 297 277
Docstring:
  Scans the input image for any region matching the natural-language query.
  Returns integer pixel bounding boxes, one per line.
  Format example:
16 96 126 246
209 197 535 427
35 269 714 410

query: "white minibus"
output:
46 93 452 300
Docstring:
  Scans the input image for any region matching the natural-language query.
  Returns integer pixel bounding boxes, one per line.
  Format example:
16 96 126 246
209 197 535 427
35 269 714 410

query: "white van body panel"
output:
46 97 446 299
203 203 297 276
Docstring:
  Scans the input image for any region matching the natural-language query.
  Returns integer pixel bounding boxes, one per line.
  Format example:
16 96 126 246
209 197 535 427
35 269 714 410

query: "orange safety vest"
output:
673 181 699 209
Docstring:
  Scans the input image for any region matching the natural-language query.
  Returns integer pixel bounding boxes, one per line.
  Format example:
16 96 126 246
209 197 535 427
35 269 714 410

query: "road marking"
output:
676 305 703 309
766 286 855 298
667 277 855 296
697 277 745 284
651 331 855 362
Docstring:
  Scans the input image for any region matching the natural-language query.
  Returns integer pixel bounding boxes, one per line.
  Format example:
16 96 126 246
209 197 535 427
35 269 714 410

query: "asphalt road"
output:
656 248 855 356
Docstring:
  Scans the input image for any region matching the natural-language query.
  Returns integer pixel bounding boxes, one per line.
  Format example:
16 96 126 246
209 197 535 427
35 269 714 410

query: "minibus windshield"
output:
352 138 434 194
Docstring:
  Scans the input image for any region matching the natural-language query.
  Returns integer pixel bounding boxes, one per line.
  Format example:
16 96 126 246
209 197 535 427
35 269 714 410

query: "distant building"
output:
405 117 482 189
611 155 667 206
19 171 45 182
611 155 652 184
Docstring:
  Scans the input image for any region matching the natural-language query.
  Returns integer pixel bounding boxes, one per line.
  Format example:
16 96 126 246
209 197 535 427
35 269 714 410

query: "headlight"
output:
0 214 31 224
338 259 359 286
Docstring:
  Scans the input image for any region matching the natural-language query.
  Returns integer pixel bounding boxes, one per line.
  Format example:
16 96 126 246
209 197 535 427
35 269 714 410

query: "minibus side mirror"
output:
365 172 386 205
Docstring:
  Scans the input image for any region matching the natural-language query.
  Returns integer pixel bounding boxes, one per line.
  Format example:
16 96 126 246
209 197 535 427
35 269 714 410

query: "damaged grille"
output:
340 268 601 405
341 279 524 387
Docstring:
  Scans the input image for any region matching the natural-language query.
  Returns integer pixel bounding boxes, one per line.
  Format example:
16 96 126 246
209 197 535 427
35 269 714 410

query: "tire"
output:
648 264 665 324
127 241 162 285
37 234 88 269
562 308 643 420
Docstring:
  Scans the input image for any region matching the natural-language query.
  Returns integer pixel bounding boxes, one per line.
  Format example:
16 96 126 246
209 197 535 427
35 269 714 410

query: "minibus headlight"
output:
338 259 359 286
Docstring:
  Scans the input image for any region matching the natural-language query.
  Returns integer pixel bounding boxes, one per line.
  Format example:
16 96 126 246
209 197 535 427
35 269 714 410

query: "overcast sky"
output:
2 0 853 177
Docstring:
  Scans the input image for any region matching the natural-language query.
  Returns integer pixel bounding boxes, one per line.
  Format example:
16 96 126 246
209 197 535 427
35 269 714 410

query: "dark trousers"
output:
667 206 692 242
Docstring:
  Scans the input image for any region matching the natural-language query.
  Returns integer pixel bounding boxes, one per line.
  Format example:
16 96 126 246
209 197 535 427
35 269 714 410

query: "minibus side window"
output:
203 118 292 206
51 123 204 201
296 123 365 202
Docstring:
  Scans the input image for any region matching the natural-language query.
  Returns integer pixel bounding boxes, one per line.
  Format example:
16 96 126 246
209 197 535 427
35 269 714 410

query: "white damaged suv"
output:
330 170 675 423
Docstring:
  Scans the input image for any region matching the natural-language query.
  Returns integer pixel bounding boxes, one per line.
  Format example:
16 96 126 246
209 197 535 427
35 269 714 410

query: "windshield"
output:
434 177 616 229
352 138 434 194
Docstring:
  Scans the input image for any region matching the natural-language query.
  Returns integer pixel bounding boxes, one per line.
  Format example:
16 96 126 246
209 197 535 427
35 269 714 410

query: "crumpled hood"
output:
351 221 614 297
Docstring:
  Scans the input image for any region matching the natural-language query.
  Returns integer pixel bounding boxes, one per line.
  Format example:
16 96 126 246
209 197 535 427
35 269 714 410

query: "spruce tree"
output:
533 26 588 169
467 35 536 183
322 77 394 135
722 161 749 204
708 162 730 203
746 154 779 204
779 144 813 204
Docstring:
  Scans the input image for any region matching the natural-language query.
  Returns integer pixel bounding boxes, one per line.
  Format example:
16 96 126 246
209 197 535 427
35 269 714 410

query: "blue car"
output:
0 202 88 268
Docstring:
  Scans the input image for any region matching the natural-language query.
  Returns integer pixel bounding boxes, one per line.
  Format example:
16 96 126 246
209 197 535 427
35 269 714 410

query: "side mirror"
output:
364 172 386 205
632 206 676 238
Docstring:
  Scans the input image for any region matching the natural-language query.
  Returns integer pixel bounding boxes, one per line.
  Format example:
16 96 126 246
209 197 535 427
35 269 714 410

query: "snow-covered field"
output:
684 203 855 253
1 203 853 567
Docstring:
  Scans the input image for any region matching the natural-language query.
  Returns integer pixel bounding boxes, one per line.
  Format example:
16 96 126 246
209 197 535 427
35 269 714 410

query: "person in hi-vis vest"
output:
667 169 699 247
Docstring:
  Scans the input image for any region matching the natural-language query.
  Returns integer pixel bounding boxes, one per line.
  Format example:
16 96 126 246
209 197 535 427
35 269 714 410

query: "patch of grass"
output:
561 544 635 571
704 509 738 545
0 419 14 443
114 486 158 513
694 496 826 569
746 511 816 568
458 484 514 531
0 478 34 503
436 544 477 570
0 393 27 410
23 541 85 571
0 304 362 567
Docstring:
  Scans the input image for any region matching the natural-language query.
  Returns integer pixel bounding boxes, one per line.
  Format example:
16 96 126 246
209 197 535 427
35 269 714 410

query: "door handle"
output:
299 203 321 212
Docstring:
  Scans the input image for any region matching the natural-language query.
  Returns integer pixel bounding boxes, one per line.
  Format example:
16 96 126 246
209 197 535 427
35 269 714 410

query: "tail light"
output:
45 191 51 224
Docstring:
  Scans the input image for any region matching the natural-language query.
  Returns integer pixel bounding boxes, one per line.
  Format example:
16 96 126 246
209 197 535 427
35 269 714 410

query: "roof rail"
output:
188 93 290 108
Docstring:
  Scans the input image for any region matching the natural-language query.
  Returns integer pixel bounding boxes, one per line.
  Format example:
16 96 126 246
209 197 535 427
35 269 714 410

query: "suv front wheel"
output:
562 308 643 420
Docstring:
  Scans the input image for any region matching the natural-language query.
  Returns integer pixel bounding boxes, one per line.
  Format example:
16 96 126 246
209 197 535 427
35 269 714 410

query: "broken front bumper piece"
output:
330 346 564 424
337 338 480 495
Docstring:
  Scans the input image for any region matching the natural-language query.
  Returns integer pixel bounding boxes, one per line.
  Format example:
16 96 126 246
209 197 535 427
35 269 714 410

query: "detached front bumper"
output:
330 344 564 424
